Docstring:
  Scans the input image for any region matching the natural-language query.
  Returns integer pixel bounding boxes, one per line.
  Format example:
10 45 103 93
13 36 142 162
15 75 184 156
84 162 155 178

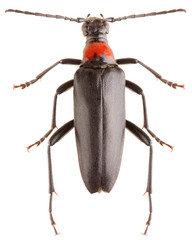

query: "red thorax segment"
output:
83 42 115 62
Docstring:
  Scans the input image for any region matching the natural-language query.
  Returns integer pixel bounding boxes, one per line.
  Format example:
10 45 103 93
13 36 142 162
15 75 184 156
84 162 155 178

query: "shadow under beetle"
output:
6 8 185 236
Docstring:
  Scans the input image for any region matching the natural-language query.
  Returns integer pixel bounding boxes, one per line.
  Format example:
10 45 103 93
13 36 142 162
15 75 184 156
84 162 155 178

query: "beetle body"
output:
75 24 125 193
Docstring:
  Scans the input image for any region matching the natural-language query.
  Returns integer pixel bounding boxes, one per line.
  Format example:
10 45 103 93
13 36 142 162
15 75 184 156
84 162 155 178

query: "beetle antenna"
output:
104 8 186 22
5 9 87 23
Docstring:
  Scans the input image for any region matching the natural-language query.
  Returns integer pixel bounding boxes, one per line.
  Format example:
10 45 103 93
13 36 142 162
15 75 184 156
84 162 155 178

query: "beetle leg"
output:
27 80 74 151
48 120 74 235
125 80 173 150
117 58 184 89
13 58 80 89
125 120 152 235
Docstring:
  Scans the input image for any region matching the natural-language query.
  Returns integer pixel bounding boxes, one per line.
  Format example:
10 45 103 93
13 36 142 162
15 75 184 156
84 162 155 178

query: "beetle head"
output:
82 17 109 37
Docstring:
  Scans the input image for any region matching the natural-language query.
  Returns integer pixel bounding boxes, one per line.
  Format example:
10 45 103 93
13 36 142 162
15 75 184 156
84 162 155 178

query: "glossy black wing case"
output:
74 66 125 193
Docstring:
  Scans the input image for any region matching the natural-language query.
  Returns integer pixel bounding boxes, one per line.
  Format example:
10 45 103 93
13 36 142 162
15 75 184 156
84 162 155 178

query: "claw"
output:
27 142 39 151
172 83 185 89
53 225 60 236
141 225 149 236
141 232 148 236
13 84 26 89
162 142 174 152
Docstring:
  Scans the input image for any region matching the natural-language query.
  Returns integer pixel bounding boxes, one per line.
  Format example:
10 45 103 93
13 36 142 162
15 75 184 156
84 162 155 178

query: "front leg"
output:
117 58 184 89
27 80 74 151
14 58 81 89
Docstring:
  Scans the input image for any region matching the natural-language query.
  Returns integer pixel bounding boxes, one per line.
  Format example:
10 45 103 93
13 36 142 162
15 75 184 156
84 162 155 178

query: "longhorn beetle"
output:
6 8 185 236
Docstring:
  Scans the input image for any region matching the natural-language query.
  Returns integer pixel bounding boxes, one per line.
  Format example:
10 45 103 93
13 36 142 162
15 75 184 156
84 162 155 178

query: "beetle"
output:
6 8 185 236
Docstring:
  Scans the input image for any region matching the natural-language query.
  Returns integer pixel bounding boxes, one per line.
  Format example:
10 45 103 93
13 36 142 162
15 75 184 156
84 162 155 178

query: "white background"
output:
0 0 192 240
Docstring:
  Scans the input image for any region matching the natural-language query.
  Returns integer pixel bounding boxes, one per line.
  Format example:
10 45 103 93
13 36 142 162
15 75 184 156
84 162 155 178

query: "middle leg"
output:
126 80 173 150
27 80 74 151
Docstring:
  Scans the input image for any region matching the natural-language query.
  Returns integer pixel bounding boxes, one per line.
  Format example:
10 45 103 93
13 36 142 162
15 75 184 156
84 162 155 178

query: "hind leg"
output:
126 120 152 235
47 120 74 235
